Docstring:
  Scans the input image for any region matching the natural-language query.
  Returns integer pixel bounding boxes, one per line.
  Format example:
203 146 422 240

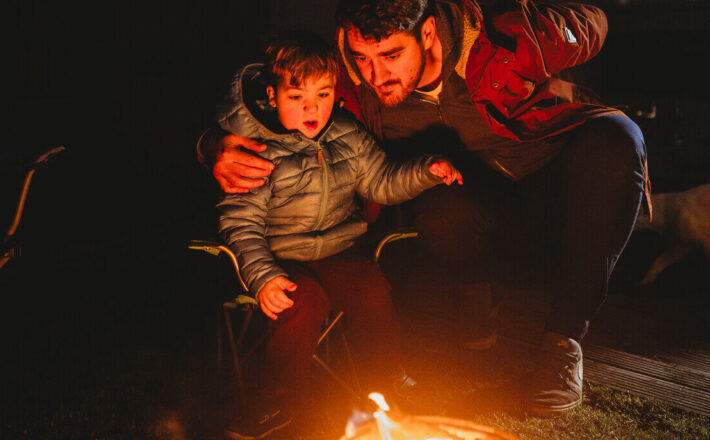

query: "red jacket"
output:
335 0 651 221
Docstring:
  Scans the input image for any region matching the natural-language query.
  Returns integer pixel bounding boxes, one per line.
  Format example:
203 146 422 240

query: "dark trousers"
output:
263 250 401 400
408 114 647 341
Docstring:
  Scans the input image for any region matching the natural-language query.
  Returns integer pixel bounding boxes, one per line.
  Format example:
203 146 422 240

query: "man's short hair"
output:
335 0 435 41
264 31 339 88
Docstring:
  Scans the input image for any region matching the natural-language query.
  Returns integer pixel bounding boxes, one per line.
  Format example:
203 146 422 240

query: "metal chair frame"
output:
188 229 418 407
188 239 377 407
2 146 66 269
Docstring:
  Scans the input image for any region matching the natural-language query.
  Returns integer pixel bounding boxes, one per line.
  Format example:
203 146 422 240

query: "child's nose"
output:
303 100 318 112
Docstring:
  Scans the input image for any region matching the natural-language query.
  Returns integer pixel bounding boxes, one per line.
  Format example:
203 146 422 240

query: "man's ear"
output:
420 16 436 51
266 86 277 107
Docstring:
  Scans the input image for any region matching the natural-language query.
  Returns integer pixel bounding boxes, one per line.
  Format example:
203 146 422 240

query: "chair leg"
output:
311 311 363 402
318 311 343 345
339 329 362 396
311 354 362 401
217 308 222 377
223 305 248 408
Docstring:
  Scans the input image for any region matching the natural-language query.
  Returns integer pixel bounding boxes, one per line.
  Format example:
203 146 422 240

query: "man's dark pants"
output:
409 114 647 342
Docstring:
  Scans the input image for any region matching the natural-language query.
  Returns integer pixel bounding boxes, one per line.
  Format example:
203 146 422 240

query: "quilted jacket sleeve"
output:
492 1 608 80
217 184 288 298
352 125 445 205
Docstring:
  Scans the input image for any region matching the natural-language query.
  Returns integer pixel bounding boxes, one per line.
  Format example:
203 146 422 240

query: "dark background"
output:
3 0 709 259
1 0 709 437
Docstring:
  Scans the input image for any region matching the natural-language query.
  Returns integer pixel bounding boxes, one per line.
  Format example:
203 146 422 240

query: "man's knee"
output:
569 114 646 184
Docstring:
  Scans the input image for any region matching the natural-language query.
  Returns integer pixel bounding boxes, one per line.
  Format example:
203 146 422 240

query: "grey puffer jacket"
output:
217 64 444 297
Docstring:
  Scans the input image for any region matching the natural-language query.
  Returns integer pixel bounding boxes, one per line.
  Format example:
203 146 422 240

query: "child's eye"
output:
319 92 331 98
288 95 302 101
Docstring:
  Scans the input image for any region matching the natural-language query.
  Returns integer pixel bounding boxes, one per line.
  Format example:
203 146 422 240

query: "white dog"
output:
634 184 710 285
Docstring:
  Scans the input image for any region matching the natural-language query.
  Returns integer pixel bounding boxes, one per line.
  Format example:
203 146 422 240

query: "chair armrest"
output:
373 228 419 263
187 240 249 292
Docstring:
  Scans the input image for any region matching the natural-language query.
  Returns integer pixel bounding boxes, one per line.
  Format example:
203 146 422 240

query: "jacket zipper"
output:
415 90 516 180
415 92 448 125
313 144 329 232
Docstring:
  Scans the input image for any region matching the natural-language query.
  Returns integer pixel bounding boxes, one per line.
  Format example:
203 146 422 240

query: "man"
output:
198 0 649 417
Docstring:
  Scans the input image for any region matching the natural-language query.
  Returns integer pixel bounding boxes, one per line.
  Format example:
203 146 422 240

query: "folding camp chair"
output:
1 146 66 269
189 240 365 407
187 228 418 408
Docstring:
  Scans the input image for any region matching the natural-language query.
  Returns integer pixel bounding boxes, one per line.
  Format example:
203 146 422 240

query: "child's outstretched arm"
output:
257 276 297 320
428 160 463 186
353 125 462 205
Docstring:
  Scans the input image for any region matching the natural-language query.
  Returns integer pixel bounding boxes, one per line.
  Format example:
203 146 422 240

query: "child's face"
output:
267 73 335 138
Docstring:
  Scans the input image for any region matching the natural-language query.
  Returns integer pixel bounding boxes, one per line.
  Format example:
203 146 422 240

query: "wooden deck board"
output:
585 359 710 416
396 289 710 416
499 290 710 416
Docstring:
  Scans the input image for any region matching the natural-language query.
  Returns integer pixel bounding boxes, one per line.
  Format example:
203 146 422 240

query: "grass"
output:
472 383 710 440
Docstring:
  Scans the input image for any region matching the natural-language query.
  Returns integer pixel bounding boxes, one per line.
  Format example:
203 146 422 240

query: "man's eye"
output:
386 54 399 61
353 56 366 63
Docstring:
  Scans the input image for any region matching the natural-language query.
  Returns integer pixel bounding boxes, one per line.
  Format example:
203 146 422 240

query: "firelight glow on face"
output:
267 73 336 138
346 27 426 107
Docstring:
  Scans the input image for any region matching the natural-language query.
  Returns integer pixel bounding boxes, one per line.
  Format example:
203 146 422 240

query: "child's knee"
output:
283 276 330 320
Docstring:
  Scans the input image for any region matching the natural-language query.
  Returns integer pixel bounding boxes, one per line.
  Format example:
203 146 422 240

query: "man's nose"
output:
369 60 389 86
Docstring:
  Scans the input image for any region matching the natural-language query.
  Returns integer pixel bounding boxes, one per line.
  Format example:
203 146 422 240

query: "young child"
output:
216 31 461 439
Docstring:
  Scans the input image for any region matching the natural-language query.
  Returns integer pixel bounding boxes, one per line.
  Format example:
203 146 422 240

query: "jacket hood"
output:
216 63 360 150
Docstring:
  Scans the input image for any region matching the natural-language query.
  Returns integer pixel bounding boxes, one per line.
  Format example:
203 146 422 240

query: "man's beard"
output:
376 46 426 107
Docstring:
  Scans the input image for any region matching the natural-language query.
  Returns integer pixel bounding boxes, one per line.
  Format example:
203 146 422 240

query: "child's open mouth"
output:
304 120 318 130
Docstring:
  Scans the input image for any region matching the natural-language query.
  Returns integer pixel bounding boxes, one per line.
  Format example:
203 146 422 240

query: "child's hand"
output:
429 160 463 186
257 276 297 320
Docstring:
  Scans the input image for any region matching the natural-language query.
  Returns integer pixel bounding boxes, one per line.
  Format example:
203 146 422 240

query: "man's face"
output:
346 26 425 106
267 73 336 139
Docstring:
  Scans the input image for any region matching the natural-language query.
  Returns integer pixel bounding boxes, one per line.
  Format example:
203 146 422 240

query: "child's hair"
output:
264 30 339 88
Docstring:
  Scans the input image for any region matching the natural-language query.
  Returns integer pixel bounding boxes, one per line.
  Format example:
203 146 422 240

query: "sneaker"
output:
225 408 292 440
527 332 583 417
458 283 500 350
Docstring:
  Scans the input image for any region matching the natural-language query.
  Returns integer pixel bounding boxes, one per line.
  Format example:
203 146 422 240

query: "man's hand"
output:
257 276 297 320
429 160 463 186
214 134 275 193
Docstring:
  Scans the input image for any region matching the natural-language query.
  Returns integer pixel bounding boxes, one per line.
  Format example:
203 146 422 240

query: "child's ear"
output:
266 86 277 107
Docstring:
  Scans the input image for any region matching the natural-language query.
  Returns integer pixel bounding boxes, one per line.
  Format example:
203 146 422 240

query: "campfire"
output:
340 393 521 440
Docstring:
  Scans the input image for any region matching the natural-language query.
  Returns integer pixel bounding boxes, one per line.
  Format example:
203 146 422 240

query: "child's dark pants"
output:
262 250 401 401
